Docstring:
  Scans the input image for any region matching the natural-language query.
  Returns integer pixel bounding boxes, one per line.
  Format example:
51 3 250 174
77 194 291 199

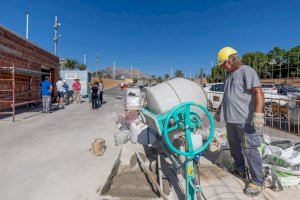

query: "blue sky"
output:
0 0 299 76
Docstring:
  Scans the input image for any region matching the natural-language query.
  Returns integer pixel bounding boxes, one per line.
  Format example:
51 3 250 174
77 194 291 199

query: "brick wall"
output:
0 26 59 110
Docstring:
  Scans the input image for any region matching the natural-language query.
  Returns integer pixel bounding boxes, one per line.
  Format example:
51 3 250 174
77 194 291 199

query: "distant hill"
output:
100 66 150 79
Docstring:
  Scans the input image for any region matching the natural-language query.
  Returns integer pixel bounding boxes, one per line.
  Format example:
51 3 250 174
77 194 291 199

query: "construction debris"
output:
91 138 106 156
114 130 130 146
130 120 157 145
260 135 300 187
125 87 144 111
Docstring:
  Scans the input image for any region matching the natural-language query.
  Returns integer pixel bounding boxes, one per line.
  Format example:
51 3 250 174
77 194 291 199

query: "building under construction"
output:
0 26 60 120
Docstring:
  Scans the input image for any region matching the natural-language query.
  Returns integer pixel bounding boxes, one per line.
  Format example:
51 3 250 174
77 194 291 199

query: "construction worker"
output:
216 47 265 196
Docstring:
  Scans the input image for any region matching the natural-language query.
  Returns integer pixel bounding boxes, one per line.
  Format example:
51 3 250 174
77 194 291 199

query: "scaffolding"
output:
0 65 50 121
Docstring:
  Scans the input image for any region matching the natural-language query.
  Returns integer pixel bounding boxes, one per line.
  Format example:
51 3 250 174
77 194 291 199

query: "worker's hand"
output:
214 109 221 123
252 112 265 129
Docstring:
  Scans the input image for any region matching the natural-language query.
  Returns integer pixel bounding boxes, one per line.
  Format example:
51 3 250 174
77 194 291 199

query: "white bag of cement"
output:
258 136 300 187
126 96 142 110
126 87 141 97
200 127 227 145
146 78 207 115
130 121 156 145
191 134 203 149
114 130 130 146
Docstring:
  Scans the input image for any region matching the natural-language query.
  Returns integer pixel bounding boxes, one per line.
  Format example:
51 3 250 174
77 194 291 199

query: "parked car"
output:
274 84 283 94
280 85 300 96
203 83 288 117
203 83 224 109
261 84 278 94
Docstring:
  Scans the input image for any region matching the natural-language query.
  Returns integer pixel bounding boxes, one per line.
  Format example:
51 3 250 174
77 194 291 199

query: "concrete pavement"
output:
0 93 123 200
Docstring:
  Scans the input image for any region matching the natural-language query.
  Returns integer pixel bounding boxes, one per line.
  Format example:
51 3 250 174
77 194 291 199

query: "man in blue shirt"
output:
41 76 53 113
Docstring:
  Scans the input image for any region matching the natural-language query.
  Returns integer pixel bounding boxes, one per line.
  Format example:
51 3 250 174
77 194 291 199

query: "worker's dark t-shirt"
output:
91 86 98 97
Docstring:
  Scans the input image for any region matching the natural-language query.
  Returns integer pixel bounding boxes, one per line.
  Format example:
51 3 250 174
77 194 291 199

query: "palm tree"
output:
175 70 184 78
77 64 87 71
64 59 78 70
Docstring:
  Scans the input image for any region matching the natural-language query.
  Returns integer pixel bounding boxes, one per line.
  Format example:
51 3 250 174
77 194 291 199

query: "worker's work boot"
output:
243 182 263 197
229 168 247 179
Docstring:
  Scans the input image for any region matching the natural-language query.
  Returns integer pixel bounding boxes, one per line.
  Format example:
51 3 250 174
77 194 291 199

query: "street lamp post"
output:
269 58 276 83
53 16 61 56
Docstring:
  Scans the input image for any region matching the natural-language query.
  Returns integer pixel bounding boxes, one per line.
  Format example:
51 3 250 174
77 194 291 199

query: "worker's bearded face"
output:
221 58 235 72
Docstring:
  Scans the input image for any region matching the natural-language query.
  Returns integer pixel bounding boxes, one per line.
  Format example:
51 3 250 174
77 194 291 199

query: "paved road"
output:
0 90 123 200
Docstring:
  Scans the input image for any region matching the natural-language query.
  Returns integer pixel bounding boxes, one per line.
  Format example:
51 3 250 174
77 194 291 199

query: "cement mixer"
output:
141 78 215 200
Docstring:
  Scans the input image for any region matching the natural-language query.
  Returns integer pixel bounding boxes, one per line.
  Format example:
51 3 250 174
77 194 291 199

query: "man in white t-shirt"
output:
56 77 65 109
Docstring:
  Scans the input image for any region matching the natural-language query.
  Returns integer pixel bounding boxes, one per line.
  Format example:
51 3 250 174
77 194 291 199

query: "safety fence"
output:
205 91 300 135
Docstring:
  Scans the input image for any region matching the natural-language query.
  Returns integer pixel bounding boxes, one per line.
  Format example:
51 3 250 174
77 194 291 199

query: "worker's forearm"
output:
254 91 264 113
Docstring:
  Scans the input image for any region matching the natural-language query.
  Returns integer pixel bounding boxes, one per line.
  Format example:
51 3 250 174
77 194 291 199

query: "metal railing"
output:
265 97 300 135
205 91 300 135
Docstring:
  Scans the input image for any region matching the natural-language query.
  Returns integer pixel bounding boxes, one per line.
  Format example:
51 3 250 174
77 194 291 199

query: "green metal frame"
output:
142 102 215 200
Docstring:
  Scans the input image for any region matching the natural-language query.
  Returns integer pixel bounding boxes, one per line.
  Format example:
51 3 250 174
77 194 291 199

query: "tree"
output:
132 78 138 83
267 47 286 65
175 70 184 78
164 74 170 80
92 72 98 77
64 59 78 70
157 76 163 83
77 64 87 71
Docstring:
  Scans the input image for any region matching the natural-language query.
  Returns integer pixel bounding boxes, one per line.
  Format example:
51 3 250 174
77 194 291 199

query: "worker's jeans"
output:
92 94 98 109
226 123 264 186
97 91 103 107
42 95 51 113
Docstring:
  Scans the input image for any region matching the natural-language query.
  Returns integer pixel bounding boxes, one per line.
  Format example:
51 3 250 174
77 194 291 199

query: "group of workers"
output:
41 77 82 113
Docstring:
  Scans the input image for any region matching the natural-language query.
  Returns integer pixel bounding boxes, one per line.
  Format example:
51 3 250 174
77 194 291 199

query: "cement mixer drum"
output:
146 78 208 114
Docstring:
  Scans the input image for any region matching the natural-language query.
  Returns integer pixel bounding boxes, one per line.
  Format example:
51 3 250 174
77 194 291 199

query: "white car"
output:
203 83 224 109
203 83 288 117
261 84 278 94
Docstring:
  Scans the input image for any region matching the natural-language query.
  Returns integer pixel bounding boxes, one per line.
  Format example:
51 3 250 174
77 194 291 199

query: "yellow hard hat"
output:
217 47 238 65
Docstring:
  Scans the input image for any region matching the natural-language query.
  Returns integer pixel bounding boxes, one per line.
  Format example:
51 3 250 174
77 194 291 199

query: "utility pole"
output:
53 16 61 56
113 61 116 80
130 66 133 78
200 67 204 85
287 54 290 79
25 12 29 40
96 53 99 74
83 54 86 65
170 66 173 78
297 51 300 78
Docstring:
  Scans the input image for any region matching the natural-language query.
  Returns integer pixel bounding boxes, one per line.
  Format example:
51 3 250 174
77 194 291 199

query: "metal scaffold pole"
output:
12 65 15 122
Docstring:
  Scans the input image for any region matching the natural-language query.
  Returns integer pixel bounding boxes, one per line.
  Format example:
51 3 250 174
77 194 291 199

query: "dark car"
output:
274 84 283 94
280 85 300 95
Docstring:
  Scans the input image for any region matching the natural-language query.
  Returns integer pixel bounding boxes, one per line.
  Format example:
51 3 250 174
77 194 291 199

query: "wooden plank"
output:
135 151 169 200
